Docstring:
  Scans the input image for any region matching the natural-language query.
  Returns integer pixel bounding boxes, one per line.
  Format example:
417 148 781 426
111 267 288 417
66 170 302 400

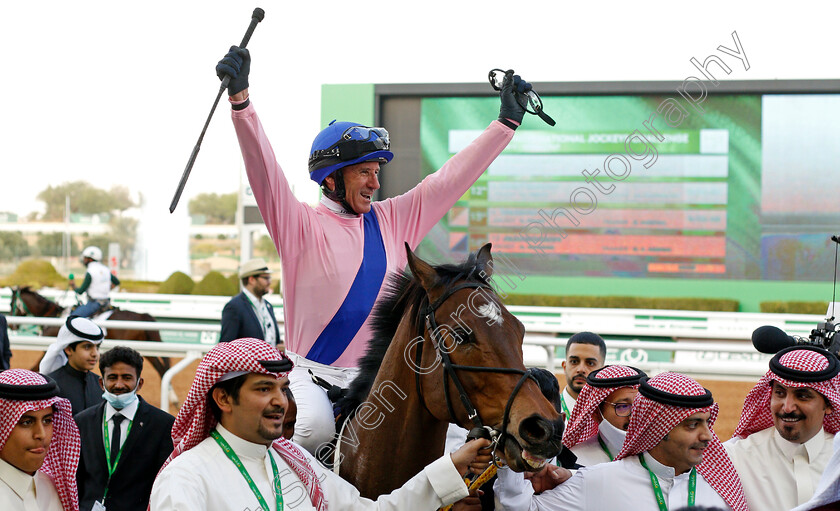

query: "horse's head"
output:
9 286 61 318
405 243 563 473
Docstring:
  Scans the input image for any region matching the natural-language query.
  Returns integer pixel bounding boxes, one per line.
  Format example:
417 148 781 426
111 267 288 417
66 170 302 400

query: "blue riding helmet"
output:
308 121 394 185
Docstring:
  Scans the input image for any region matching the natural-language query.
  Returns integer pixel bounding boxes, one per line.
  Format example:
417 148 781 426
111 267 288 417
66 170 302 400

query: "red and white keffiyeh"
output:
734 346 840 438
0 369 80 511
562 365 644 448
615 372 747 511
160 338 326 511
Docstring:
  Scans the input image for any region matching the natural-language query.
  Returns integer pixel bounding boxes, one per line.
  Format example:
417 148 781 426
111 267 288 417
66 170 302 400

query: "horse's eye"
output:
453 328 475 345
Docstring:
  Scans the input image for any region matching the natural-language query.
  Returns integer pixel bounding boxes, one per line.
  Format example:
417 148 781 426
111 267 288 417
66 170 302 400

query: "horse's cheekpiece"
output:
416 280 549 471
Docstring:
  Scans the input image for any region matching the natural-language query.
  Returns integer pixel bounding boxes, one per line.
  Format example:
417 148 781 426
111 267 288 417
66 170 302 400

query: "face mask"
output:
102 382 139 409
598 413 628 454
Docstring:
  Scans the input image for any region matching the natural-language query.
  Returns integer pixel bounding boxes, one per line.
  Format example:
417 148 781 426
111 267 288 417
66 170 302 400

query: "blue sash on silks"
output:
306 208 387 365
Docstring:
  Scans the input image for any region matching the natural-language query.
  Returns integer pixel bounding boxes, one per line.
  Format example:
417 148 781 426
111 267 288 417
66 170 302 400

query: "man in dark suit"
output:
220 258 282 348
0 314 11 370
75 346 175 511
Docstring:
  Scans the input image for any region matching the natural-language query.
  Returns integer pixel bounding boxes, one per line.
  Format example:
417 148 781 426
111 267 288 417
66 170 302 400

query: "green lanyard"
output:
597 435 614 461
639 454 696 511
560 393 571 420
102 414 133 499
211 430 284 511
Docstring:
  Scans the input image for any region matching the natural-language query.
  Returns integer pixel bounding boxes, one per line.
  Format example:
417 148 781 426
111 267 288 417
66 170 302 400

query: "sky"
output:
1 0 837 218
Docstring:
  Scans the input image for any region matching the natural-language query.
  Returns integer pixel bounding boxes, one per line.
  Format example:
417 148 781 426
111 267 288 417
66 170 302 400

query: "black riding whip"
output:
169 7 265 213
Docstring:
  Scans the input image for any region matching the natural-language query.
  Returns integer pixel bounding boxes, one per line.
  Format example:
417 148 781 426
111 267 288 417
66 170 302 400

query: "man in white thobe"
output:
562 365 645 466
0 369 81 511
724 345 840 511
495 372 748 511
150 338 487 511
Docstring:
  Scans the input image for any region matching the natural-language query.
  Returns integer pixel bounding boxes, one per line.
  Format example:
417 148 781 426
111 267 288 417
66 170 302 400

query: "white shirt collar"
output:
773 425 827 462
215 423 269 460
319 195 357 217
105 397 139 422
0 456 35 500
243 287 263 307
561 387 577 412
641 450 677 480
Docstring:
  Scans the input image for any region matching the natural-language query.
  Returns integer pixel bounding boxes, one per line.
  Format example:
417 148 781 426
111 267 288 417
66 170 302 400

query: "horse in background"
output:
9 286 172 378
333 243 563 498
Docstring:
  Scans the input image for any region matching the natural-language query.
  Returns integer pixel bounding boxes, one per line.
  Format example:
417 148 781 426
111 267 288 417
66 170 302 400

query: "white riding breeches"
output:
286 352 359 456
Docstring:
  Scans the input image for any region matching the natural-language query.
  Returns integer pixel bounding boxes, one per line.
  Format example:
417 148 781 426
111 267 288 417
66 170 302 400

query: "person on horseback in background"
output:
71 245 120 318
216 45 530 458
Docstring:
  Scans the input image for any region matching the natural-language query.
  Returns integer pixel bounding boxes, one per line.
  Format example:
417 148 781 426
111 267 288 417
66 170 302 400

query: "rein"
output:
413 281 536 465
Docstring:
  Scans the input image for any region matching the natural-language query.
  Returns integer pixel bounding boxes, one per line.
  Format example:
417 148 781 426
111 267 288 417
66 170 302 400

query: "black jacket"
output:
0 314 10 370
75 397 175 511
219 292 281 343
47 364 103 416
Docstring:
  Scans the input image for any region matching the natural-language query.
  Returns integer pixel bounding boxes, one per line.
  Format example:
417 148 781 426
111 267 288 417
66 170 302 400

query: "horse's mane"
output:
335 252 493 422
20 286 55 306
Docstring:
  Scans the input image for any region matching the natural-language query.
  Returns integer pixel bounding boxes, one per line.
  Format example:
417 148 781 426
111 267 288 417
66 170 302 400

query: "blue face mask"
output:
102 382 139 409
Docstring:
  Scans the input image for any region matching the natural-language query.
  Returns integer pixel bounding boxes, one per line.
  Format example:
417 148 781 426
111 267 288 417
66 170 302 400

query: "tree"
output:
36 233 75 257
36 181 136 221
0 232 31 260
188 193 237 224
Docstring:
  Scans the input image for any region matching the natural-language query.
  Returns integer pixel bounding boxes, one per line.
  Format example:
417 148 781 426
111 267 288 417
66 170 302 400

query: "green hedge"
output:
2 260 68 289
503 294 739 312
760 301 828 314
119 280 160 293
157 271 195 295
193 271 237 296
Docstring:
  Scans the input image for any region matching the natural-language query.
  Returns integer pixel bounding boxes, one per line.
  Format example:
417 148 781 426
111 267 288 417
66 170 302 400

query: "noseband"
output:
413 281 537 464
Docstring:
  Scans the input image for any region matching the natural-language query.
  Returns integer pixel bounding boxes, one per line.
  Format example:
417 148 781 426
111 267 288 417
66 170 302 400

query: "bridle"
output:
10 288 31 316
413 281 538 465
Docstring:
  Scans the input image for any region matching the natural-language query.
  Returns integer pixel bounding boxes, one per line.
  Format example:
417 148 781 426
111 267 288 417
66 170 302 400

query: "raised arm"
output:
377 71 531 248
217 46 311 260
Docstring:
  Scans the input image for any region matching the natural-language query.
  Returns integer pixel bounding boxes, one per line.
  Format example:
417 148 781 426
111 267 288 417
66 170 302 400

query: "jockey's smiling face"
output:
326 161 380 215
770 381 833 443
214 373 290 446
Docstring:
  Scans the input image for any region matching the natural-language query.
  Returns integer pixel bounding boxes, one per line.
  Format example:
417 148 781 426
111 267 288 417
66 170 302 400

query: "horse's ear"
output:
476 243 494 279
405 242 438 291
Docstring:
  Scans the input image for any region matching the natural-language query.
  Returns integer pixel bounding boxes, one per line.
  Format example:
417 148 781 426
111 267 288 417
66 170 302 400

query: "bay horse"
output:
333 243 563 498
9 286 171 379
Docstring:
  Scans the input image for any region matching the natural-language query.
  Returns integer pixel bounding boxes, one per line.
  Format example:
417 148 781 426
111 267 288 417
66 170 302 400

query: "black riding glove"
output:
216 46 250 96
498 70 532 129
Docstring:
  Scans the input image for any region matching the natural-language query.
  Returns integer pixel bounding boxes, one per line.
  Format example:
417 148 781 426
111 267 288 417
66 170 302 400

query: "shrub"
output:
193 271 237 296
119 280 160 293
227 273 241 293
502 294 739 312
157 271 195 295
760 301 828 314
4 260 68 288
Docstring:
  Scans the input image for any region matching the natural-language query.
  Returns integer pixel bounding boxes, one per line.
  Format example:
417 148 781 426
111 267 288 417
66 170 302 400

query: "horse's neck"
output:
341 326 450 498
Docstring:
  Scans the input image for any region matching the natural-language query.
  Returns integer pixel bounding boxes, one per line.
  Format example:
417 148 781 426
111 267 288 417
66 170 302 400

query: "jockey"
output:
71 246 120 318
216 46 531 456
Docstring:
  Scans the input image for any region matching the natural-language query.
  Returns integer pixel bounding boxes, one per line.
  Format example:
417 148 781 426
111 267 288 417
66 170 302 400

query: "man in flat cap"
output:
220 258 282 350
149 338 489 510
40 316 105 416
725 346 840 511
495 372 747 511
0 369 81 510
562 365 646 466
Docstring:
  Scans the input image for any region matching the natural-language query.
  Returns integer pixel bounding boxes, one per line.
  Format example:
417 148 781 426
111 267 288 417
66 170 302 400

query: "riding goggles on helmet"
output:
308 126 390 165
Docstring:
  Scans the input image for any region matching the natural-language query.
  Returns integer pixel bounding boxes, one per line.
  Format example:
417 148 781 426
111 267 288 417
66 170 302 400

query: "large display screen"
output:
418 94 840 282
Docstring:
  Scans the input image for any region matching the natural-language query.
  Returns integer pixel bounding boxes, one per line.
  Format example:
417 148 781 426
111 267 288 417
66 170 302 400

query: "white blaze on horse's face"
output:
476 302 503 325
